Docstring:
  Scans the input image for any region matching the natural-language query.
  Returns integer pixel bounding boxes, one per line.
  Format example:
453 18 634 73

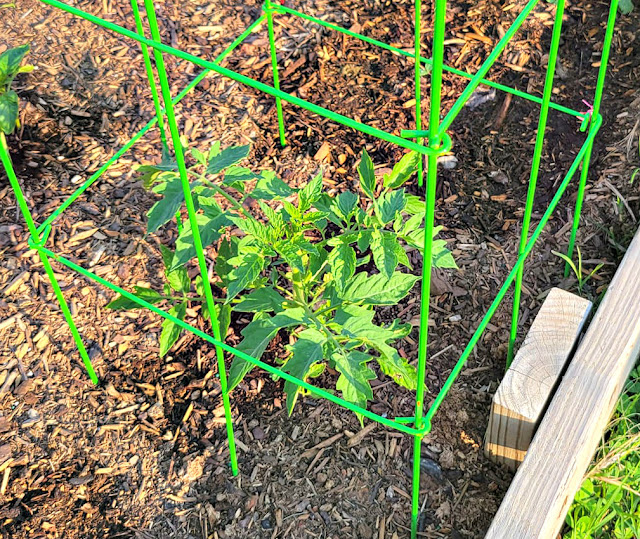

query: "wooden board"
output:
485 288 592 470
486 227 640 539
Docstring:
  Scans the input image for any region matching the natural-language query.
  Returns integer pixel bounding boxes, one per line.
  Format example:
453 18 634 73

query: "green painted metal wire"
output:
508 0 566 367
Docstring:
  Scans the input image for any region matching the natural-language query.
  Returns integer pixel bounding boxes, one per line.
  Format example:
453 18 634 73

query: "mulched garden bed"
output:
0 0 639 537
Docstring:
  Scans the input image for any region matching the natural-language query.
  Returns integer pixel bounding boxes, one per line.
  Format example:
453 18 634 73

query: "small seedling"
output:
108 143 456 419
553 246 603 294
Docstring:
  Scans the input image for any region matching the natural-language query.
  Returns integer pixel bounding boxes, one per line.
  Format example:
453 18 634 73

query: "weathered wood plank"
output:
485 288 592 470
486 228 640 539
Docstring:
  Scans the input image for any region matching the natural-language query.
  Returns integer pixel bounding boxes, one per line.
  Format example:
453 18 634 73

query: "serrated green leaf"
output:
383 151 421 189
251 171 295 200
105 286 165 310
401 213 424 235
328 242 356 292
357 230 372 252
171 212 230 270
283 328 326 415
333 349 375 417
0 44 29 85
228 308 310 388
278 236 317 274
257 201 284 235
0 90 19 134
298 171 323 211
358 149 376 199
334 305 416 390
314 194 343 226
433 239 458 269
191 147 208 166
226 252 266 301
206 144 250 174
341 271 419 305
377 188 407 224
213 303 231 338
235 287 286 313
214 237 238 287
159 245 190 292
147 175 190 233
404 195 425 215
334 191 359 221
159 302 187 356
371 230 400 279
222 166 259 191
135 165 171 189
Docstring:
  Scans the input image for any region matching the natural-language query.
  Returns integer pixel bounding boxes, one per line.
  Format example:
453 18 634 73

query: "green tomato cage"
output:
0 0 619 535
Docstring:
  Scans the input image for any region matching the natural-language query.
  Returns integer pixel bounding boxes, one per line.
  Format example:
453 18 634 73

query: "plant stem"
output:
192 170 254 220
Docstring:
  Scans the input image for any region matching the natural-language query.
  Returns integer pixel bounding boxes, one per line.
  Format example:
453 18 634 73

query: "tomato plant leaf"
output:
298 171 323 211
147 175 190 233
383 151 421 189
235 287 286 313
206 144 250 174
226 252 266 302
377 188 407 224
0 90 19 135
358 149 376 199
250 171 294 200
371 230 400 279
283 328 326 415
159 302 187 356
0 44 29 85
228 308 310 389
333 349 375 417
171 211 231 270
341 271 419 305
328 241 356 292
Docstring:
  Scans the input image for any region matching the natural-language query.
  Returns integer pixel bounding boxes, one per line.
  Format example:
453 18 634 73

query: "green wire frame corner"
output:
0 0 620 536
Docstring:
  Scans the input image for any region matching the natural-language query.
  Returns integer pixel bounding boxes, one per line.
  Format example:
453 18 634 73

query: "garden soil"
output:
0 0 639 537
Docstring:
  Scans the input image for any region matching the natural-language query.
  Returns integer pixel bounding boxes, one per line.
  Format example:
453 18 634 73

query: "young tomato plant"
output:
218 147 456 418
0 44 33 136
108 142 456 420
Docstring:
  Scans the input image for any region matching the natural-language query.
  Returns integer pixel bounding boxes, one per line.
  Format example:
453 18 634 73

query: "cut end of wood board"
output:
485 288 592 470
486 226 640 539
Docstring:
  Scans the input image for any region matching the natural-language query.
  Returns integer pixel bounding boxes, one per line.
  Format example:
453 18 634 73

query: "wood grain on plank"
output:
486 227 640 538
485 288 592 470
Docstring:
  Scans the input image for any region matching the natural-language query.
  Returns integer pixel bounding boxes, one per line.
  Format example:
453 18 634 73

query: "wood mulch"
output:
0 0 639 537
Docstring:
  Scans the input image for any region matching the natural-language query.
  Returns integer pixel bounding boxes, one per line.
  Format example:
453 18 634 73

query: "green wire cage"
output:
0 0 620 535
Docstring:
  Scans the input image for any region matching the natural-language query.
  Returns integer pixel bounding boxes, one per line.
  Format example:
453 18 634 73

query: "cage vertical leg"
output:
414 0 424 188
566 0 619 275
130 0 168 152
142 0 239 475
130 0 183 231
411 0 446 535
0 134 99 384
507 0 566 366
264 0 286 147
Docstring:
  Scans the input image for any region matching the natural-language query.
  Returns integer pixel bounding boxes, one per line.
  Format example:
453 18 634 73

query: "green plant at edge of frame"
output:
0 44 33 135
553 246 604 294
564 366 640 539
107 143 456 421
